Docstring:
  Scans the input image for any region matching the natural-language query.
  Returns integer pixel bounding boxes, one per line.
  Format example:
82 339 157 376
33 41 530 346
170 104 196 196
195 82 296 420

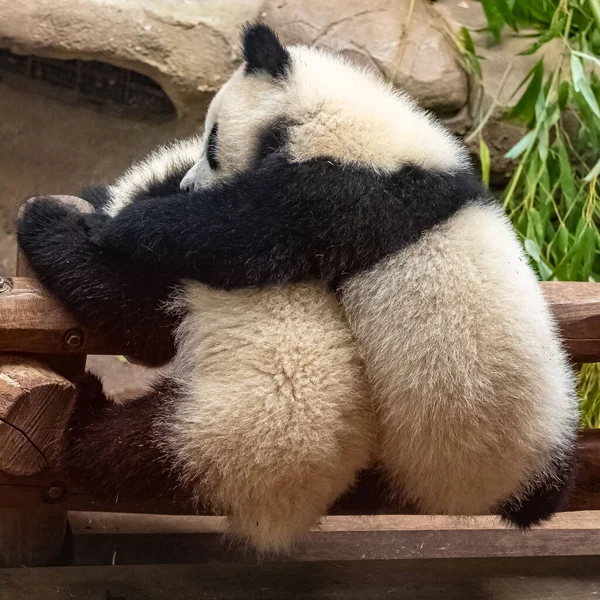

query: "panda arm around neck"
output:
94 153 485 290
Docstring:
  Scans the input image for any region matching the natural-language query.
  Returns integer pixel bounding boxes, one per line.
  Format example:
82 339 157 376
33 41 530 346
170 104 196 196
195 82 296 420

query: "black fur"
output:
254 119 291 165
17 199 182 367
66 373 190 500
207 123 220 171
92 156 489 290
499 446 578 528
242 23 290 78
132 163 192 204
80 184 111 210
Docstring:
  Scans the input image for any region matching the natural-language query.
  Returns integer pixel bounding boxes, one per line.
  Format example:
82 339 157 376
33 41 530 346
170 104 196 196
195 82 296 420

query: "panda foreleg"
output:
17 197 182 366
79 184 112 211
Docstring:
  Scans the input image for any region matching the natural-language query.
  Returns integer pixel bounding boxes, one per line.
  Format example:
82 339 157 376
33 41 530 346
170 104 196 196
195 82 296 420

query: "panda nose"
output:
180 164 198 192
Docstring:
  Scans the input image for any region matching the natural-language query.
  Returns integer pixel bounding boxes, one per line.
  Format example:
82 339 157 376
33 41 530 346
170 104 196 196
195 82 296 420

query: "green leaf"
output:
480 0 506 42
572 49 600 70
529 208 545 242
461 26 476 54
510 60 544 123
480 138 491 186
556 224 570 256
505 129 536 159
524 238 541 262
558 81 570 110
557 141 577 206
581 226 598 280
538 260 554 281
538 120 549 162
493 0 518 31
571 53 600 118
519 28 558 55
584 157 600 182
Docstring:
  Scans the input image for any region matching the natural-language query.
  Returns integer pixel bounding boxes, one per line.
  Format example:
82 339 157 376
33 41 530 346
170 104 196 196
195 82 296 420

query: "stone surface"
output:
0 0 265 120
0 0 469 118
266 0 469 114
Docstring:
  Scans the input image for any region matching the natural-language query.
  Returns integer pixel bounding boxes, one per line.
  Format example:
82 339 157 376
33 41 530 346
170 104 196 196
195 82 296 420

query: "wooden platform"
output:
2 556 600 599
1 276 600 570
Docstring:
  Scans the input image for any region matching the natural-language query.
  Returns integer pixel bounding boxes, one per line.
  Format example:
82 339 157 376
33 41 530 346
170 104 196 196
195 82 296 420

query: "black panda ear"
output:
242 23 290 78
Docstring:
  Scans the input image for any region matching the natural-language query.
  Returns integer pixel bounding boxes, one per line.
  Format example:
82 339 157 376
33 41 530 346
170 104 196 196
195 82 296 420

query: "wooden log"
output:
0 355 75 476
0 249 84 567
0 279 599 361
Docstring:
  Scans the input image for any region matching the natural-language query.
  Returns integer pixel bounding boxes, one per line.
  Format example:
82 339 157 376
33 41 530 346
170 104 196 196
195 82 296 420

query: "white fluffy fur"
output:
168 283 375 553
182 46 466 191
341 203 578 513
180 40 577 517
105 135 202 216
107 137 375 553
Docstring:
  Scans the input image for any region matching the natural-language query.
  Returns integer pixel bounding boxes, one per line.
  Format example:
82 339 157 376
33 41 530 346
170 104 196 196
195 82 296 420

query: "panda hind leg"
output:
65 372 187 501
499 447 578 528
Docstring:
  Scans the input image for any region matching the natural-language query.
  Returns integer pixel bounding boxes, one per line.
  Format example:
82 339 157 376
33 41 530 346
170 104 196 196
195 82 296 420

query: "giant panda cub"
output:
18 23 578 552
92 24 579 524
18 138 376 553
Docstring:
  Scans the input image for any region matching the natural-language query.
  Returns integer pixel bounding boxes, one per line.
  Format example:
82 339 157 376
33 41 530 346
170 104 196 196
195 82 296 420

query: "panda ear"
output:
242 23 290 78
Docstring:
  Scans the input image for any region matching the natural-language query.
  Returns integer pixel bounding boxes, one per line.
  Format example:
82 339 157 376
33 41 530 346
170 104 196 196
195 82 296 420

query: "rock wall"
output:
0 0 469 119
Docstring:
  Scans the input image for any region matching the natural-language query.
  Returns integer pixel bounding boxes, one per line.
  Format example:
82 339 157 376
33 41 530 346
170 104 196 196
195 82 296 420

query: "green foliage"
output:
474 0 600 426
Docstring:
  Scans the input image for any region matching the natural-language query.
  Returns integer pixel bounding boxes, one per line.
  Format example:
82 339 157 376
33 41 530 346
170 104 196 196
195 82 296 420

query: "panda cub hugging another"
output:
18 135 376 554
18 23 578 551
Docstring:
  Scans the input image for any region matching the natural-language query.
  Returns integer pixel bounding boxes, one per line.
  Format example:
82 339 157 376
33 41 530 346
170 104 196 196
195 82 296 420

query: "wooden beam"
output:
0 430 598 517
66 511 600 565
2 556 600 599
0 279 599 361
0 277 119 355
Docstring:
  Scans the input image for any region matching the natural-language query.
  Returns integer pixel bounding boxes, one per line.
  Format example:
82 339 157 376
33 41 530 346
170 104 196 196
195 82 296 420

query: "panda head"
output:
180 23 467 192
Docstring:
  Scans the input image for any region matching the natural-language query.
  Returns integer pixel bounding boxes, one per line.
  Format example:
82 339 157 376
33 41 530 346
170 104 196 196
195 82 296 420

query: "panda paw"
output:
17 196 108 278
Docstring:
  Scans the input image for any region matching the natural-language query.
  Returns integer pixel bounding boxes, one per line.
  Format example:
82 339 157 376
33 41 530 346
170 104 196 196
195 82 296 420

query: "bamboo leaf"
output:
505 129 536 159
480 0 506 42
510 60 544 122
558 81 570 109
584 157 600 182
519 28 559 55
556 224 570 256
524 238 541 262
538 120 549 162
571 53 600 118
480 138 491 186
572 49 600 69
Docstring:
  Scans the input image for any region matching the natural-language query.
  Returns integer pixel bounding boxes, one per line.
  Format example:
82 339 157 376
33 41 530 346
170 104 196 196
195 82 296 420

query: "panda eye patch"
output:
206 123 219 170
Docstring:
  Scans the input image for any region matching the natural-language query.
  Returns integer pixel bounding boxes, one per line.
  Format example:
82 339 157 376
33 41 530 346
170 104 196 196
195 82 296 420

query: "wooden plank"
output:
0 251 83 567
68 511 600 565
0 278 119 355
0 506 67 568
0 429 599 516
1 557 599 599
0 279 599 361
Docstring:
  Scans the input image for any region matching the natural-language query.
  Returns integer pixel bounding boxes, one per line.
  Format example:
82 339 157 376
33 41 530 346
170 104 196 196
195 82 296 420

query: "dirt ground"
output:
0 81 197 395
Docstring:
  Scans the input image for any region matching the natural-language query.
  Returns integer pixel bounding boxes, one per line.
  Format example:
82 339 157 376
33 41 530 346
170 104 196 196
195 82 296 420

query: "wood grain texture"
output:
0 278 119 355
1 558 600 600
0 430 598 517
0 506 67 568
67 512 600 564
0 355 74 476
0 279 598 360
